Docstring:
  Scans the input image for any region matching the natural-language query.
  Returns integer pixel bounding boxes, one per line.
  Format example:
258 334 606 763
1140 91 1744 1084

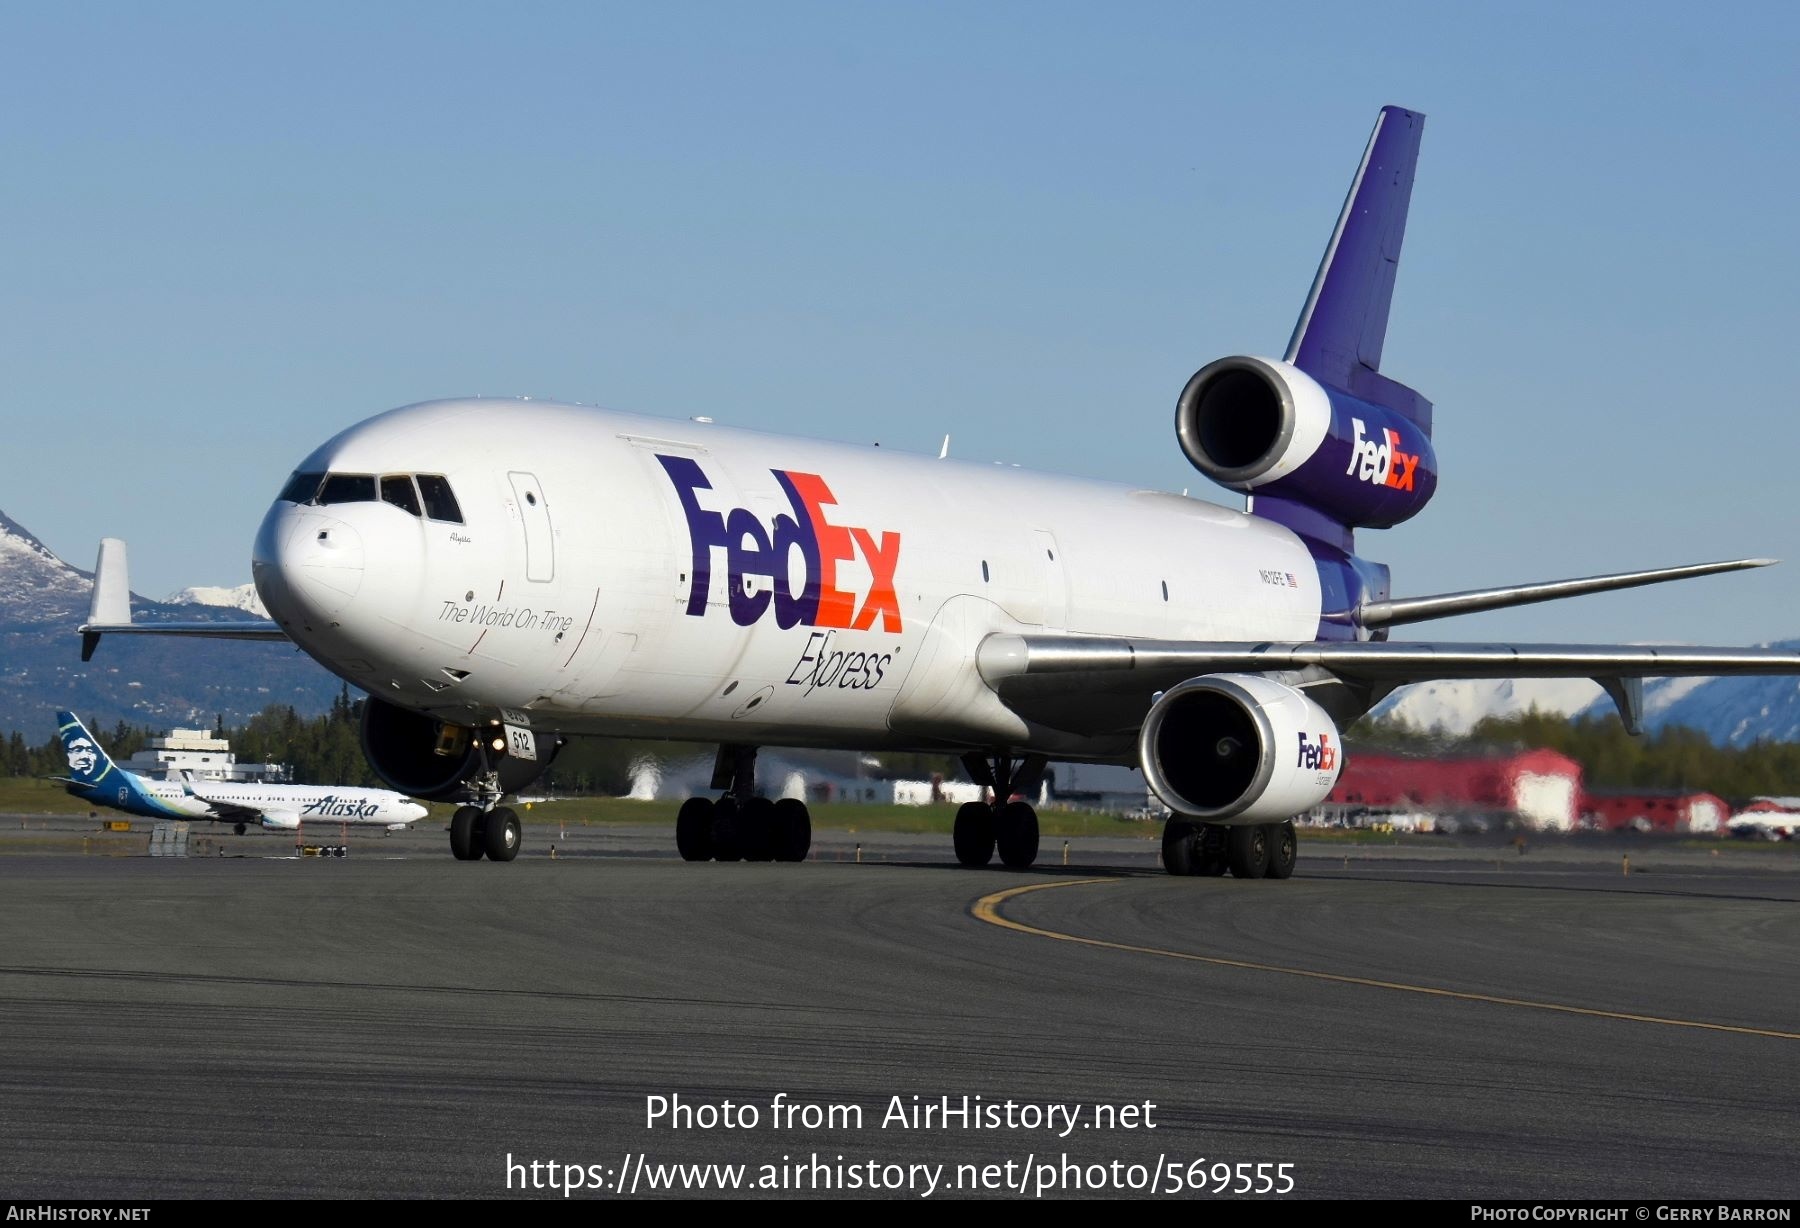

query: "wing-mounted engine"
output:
1176 356 1436 529
1138 673 1343 823
359 696 561 801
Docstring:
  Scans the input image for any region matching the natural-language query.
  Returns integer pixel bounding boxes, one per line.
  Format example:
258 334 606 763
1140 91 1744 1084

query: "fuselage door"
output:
508 471 555 582
1033 529 1068 628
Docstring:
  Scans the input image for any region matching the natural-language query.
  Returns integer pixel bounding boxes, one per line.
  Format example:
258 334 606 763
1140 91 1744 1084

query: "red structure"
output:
1581 790 1730 834
1324 749 1583 830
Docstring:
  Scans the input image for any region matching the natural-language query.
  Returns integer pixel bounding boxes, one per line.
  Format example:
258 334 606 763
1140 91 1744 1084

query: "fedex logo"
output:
1345 418 1418 492
1296 732 1337 773
658 455 902 632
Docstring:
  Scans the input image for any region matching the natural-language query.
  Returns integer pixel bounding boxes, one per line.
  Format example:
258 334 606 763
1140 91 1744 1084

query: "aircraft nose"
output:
253 503 366 625
405 801 429 823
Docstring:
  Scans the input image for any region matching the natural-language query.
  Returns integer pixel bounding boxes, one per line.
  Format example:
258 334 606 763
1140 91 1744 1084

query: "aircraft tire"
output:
711 797 743 862
484 806 521 862
676 797 714 861
1226 823 1269 879
1264 820 1298 880
740 797 776 861
995 801 1040 869
1160 820 1198 875
953 802 994 867
450 806 484 860
773 798 811 862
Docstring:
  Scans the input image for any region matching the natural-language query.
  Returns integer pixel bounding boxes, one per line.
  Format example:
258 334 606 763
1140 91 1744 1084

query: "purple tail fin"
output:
1285 105 1432 433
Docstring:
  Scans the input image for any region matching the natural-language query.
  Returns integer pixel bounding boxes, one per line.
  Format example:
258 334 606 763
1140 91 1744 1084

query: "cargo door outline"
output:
1033 529 1068 628
509 471 554 582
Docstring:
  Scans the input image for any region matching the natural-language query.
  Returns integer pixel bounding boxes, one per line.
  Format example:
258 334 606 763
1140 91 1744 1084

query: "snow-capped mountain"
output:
0 508 338 735
1370 650 1800 747
165 583 267 617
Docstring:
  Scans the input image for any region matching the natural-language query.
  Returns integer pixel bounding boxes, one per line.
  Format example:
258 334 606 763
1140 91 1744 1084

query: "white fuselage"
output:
253 399 1325 761
78 771 428 829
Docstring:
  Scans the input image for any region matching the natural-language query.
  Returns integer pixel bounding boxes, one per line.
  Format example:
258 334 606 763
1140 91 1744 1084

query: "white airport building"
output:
122 728 290 784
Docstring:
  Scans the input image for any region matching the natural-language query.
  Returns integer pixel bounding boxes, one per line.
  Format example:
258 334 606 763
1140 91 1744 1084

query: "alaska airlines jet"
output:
79 106 1800 875
54 712 429 837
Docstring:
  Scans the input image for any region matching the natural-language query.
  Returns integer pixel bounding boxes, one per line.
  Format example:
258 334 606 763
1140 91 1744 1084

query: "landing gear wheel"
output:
233 822 247 837
711 797 743 862
740 797 776 861
1196 824 1228 876
772 799 812 862
953 802 995 867
450 806 485 860
1161 820 1198 875
995 801 1040 869
1264 820 1298 880
676 797 714 861
1227 823 1269 879
484 806 521 862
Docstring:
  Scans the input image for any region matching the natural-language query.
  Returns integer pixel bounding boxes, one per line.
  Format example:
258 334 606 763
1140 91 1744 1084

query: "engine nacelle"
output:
1138 673 1344 823
1176 356 1436 529
260 814 300 831
359 696 560 801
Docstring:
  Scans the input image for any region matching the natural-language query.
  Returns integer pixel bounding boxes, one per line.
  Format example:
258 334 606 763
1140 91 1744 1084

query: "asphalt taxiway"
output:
0 829 1795 1198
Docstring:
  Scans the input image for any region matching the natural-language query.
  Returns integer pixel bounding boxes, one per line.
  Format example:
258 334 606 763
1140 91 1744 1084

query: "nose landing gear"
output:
447 758 521 862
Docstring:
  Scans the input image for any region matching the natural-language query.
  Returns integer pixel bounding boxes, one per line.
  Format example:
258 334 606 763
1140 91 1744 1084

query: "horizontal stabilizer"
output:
1357 558 1777 629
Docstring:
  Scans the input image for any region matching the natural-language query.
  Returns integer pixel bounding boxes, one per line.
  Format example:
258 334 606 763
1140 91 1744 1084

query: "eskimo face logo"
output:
66 737 97 776
658 455 902 632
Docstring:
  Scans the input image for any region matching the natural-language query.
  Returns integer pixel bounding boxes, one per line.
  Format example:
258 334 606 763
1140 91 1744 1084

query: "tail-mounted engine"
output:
1176 356 1436 529
1138 673 1344 823
359 696 561 801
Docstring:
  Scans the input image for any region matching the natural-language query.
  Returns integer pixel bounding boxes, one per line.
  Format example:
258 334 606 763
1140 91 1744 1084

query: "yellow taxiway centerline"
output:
971 878 1800 1042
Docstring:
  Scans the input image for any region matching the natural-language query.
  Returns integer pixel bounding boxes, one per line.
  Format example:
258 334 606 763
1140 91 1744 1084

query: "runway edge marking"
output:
971 878 1800 1043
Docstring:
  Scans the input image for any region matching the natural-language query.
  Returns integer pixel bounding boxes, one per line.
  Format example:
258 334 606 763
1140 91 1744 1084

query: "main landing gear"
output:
676 744 813 863
1161 817 1298 880
954 751 1048 869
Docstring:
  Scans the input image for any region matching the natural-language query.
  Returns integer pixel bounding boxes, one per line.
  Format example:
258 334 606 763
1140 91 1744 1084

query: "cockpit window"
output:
380 475 422 517
416 474 464 523
279 472 325 503
317 473 378 505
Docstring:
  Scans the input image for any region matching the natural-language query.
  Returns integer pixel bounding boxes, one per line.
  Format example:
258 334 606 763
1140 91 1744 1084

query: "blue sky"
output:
2 1 1795 643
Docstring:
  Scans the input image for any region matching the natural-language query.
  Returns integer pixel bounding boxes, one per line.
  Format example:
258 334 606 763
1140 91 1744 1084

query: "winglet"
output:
82 539 132 662
1285 105 1432 431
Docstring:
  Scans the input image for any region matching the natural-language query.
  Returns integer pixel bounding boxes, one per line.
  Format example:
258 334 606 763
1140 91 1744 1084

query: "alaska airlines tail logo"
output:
56 712 111 784
658 455 903 632
1345 418 1419 492
66 736 99 777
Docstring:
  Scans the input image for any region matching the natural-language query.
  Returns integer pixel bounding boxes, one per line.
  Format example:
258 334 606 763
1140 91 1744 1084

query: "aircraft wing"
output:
976 634 1800 737
78 538 288 660
179 780 266 823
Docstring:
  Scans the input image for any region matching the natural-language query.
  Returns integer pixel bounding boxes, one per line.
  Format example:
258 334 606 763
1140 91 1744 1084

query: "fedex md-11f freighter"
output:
54 711 429 836
80 106 1800 873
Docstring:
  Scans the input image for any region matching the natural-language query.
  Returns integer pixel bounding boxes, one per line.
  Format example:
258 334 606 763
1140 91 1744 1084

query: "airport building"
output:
1580 789 1729 834
1318 749 1583 831
122 728 290 784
